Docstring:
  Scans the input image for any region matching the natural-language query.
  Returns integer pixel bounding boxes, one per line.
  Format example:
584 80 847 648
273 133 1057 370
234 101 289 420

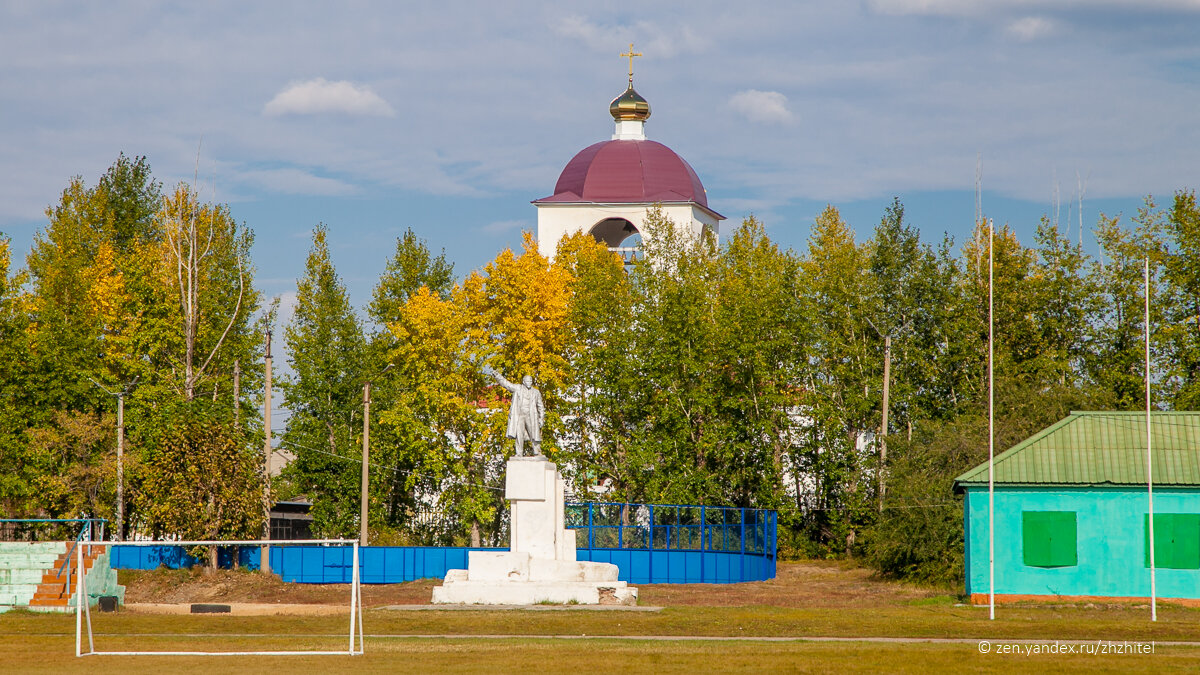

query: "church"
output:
534 47 724 262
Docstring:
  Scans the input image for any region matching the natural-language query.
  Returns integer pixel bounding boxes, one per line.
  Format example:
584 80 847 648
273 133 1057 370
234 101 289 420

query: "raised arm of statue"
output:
491 370 517 393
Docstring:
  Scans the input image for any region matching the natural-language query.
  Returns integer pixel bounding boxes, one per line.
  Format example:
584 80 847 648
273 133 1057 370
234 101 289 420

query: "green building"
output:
954 411 1200 604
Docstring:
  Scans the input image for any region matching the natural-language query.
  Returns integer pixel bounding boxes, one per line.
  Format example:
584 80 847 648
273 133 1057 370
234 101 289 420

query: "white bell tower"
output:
533 44 723 262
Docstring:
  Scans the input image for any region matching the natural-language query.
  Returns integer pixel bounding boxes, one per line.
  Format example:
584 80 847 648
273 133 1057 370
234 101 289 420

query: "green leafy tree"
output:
792 205 875 551
621 208 723 505
25 156 161 418
555 232 638 498
1163 190 1200 408
1088 202 1169 409
364 228 455 534
369 228 455 328
0 235 35 513
24 411 116 521
136 408 263 567
1026 218 1101 386
708 216 805 508
280 225 367 536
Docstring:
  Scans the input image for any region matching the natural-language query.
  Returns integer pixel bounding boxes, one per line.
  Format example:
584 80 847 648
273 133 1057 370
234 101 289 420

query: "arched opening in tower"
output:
588 218 642 265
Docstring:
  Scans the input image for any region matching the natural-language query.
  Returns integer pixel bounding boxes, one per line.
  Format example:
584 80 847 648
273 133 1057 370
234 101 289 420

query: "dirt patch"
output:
120 567 440 607
123 602 353 615
637 560 946 609
120 560 945 611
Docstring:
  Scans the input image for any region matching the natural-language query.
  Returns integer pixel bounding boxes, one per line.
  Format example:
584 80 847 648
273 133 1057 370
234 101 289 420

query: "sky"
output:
2 0 1199 341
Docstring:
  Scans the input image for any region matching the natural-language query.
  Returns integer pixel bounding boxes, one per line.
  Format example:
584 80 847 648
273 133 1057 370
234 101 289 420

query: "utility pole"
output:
360 363 393 547
879 334 891 512
261 327 272 573
90 378 135 541
117 394 124 540
865 318 911 513
360 380 371 546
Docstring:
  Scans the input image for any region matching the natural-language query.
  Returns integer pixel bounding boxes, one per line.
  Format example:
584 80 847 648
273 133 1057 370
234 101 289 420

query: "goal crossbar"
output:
75 538 364 657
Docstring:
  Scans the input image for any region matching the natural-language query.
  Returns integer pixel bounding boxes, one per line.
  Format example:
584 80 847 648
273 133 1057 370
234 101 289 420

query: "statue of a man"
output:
491 371 545 457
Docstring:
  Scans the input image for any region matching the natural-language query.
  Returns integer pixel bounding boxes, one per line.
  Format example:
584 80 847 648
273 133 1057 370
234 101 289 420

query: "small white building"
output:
534 75 723 262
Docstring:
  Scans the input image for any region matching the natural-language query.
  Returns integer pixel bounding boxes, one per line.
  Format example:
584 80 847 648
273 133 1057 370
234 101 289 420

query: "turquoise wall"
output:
964 487 1200 599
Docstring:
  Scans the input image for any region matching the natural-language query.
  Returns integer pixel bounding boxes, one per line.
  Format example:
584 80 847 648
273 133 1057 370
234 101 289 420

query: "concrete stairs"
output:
0 541 124 613
0 542 66 608
29 545 101 609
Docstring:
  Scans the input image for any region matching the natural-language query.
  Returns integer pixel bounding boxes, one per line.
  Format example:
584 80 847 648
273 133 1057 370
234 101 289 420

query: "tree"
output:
707 216 804 508
24 410 116 522
25 160 152 418
1163 190 1200 408
364 229 455 533
792 205 875 550
555 232 637 499
381 233 574 545
156 183 254 402
383 284 498 545
136 408 263 568
0 234 34 513
620 208 724 505
1088 202 1168 409
280 225 368 536
1026 218 1100 387
368 228 455 329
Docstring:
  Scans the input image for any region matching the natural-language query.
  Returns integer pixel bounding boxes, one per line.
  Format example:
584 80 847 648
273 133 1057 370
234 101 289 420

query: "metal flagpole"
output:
84 529 94 654
349 541 359 654
988 218 995 621
75 538 82 657
1146 256 1157 622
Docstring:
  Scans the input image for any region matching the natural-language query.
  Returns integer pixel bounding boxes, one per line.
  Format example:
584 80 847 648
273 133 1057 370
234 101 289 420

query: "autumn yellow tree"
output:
382 232 574 545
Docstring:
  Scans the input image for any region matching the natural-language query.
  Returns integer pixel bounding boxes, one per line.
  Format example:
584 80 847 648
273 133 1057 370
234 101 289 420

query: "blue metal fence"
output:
565 502 777 584
111 502 777 585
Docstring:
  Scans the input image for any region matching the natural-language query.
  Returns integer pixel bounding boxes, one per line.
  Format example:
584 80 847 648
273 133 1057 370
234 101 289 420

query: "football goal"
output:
73 538 364 657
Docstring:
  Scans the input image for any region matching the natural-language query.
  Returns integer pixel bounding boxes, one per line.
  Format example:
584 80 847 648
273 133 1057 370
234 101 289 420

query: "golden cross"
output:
620 43 642 84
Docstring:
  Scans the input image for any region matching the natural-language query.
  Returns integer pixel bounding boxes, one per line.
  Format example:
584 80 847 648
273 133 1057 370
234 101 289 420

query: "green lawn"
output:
0 633 1196 674
2 601 1200 673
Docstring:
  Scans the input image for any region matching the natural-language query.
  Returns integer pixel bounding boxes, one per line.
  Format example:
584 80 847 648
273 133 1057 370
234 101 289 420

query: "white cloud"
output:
868 0 1200 15
553 15 704 59
238 167 358 196
479 219 528 234
275 290 299 329
1006 16 1056 40
728 90 795 125
263 78 394 117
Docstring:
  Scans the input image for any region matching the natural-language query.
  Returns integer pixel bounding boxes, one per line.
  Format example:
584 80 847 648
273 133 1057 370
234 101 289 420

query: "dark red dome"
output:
534 140 709 208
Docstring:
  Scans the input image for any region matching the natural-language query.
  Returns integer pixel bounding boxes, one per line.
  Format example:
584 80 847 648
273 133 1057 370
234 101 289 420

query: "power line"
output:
276 439 505 493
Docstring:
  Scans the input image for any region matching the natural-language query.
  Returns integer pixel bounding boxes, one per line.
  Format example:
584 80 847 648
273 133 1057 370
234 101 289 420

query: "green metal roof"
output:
954 411 1200 489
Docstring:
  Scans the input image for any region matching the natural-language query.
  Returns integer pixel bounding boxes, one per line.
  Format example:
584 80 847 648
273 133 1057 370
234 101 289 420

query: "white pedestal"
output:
432 458 638 606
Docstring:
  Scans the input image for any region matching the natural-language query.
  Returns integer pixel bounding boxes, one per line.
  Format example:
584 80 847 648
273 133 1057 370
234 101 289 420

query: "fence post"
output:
587 503 594 550
617 504 624 549
648 504 654 550
771 511 777 579
647 503 654 584
700 505 706 583
740 508 746 581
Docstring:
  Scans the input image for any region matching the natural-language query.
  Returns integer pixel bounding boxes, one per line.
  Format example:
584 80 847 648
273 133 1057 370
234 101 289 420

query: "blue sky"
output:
2 0 1198 332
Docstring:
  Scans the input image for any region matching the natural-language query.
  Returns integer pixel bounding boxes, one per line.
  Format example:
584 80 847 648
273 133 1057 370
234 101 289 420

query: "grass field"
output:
2 561 1198 673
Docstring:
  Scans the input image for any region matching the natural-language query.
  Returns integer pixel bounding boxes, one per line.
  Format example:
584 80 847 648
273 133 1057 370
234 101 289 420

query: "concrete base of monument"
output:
432 458 638 606
431 551 638 606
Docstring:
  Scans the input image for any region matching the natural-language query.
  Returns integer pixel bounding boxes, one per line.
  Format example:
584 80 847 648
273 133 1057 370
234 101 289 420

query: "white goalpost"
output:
74 538 364 658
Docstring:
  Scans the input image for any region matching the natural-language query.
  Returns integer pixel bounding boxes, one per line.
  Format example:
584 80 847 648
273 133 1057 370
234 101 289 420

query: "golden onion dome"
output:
609 85 651 122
